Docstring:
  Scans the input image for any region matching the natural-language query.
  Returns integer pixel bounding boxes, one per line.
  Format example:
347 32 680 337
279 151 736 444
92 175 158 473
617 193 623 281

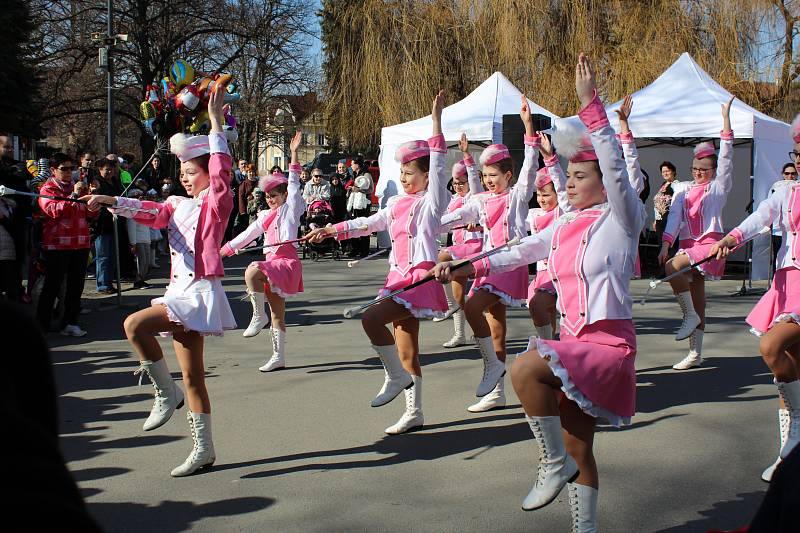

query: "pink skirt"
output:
471 264 529 307
447 239 482 261
252 247 304 298
532 319 637 427
679 233 725 280
528 270 556 301
381 261 448 319
746 266 800 336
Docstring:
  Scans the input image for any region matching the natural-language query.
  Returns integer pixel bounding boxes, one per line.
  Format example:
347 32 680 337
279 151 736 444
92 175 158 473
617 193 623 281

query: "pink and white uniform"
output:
472 93 647 426
526 154 570 300
441 155 484 260
333 134 449 318
729 183 800 335
112 132 237 336
222 163 304 298
662 132 735 280
442 135 541 307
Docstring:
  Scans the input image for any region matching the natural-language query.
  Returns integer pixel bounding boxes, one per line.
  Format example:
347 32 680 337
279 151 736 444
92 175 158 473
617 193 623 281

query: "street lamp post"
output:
92 2 128 306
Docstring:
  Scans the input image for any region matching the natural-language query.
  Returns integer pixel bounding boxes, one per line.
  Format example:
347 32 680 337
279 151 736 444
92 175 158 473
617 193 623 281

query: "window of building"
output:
316 133 325 146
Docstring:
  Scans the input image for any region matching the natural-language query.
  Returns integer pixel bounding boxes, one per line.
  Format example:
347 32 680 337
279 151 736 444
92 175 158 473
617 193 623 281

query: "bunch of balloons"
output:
140 58 240 143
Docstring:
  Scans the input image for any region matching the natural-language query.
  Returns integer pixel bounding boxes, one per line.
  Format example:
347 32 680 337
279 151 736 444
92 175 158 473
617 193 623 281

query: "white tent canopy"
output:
377 72 560 199
596 52 792 280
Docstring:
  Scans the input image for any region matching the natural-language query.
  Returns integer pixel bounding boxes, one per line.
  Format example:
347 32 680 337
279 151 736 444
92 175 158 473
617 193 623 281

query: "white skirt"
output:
153 277 237 336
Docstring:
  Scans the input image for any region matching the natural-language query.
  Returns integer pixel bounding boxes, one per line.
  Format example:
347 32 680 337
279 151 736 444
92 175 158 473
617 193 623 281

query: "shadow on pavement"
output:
87 496 275 533
635 356 775 414
654 491 764 533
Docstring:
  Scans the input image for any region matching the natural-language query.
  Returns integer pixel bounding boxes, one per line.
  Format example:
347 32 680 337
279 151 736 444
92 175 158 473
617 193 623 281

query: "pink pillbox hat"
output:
534 167 552 189
395 140 430 164
259 171 288 193
693 141 716 160
170 133 210 163
791 113 800 143
479 144 511 167
452 160 467 179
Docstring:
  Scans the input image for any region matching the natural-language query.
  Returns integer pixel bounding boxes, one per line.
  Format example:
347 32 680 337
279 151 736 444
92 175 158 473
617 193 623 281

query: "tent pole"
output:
731 138 765 298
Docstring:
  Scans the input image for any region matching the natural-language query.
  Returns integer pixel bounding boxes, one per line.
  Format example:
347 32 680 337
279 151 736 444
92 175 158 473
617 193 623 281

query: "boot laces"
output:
569 484 580 532
134 363 164 398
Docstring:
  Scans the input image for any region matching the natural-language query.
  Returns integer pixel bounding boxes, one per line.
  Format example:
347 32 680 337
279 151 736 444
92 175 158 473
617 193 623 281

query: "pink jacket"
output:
114 132 233 278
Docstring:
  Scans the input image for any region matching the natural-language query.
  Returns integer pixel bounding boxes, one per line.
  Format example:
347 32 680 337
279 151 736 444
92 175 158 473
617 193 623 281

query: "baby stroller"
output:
302 199 341 261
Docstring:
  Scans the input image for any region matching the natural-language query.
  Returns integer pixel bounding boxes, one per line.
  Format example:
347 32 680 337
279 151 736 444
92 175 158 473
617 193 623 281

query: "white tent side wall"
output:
752 118 793 279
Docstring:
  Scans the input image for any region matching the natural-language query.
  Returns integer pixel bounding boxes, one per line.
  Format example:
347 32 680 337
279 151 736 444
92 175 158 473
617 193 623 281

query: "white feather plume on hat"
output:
551 118 596 162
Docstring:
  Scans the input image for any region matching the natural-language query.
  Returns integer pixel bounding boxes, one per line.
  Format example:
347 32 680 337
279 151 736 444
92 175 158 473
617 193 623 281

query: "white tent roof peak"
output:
379 71 559 145
605 52 787 138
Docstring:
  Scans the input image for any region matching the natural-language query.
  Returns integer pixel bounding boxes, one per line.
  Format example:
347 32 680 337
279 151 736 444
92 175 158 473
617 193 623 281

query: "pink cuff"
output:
333 221 349 241
428 133 446 153
524 134 541 148
720 130 734 141
617 131 634 144
729 228 744 246
578 90 610 133
289 163 302 172
473 257 491 278
464 155 475 166
544 154 559 167
221 243 234 257
662 233 675 246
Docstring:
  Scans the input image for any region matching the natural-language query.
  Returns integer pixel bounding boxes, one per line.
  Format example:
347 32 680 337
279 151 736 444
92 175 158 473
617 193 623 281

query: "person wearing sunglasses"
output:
36 153 97 336
301 168 330 204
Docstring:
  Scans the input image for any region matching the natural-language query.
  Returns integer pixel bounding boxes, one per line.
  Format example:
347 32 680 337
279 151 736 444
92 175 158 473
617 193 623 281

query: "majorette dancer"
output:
435 53 646 531
220 131 305 372
436 132 484 348
658 95 736 370
82 84 235 476
306 91 450 434
526 133 569 342
708 114 800 482
440 95 540 413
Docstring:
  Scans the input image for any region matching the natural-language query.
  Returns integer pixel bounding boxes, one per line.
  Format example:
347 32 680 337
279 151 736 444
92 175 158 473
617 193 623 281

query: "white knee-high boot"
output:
474 336 506 397
568 482 598 533
522 415 579 511
259 328 286 372
443 310 468 348
171 411 216 477
370 344 413 407
135 358 185 431
775 380 800 459
384 375 424 434
467 375 506 412
243 290 270 337
674 291 701 340
673 328 703 370
761 408 790 482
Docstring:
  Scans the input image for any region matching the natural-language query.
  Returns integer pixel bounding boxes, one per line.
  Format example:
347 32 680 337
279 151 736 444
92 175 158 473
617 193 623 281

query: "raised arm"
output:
460 133 483 195
615 95 644 195
576 55 643 234
514 94 541 204
713 96 735 196
424 90 450 222
441 198 480 227
540 132 570 213
207 81 233 222
286 131 306 225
